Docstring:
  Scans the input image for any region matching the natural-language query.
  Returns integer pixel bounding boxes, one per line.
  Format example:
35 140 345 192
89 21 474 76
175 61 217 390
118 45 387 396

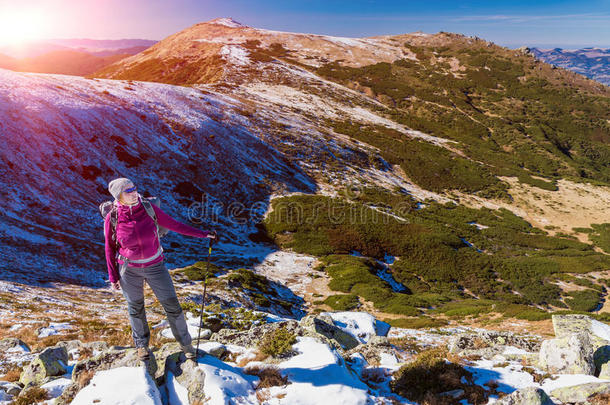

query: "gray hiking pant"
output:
119 260 191 348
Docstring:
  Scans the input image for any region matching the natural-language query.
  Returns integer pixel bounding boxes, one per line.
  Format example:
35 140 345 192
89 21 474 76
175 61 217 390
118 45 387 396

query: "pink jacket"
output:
104 198 210 283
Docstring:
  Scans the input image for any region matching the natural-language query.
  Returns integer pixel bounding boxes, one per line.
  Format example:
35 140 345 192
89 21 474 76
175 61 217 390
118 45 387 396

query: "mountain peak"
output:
207 17 246 28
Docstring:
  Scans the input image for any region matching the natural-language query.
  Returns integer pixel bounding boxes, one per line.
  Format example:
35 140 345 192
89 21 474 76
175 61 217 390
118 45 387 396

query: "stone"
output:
299 315 360 350
539 332 595 375
599 362 610 380
550 382 610 404
0 337 30 352
367 336 390 347
495 387 554 405
448 331 541 354
211 320 301 348
19 346 69 387
70 348 133 385
193 328 212 340
196 342 226 359
164 351 206 403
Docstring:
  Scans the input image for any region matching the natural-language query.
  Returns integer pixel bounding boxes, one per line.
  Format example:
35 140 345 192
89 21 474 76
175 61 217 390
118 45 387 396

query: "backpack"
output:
99 195 170 247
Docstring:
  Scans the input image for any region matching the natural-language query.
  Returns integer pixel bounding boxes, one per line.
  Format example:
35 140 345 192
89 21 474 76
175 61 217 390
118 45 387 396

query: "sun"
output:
0 7 48 46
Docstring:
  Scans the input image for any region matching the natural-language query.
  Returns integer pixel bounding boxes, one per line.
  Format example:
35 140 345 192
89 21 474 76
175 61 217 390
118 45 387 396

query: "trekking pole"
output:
195 231 216 360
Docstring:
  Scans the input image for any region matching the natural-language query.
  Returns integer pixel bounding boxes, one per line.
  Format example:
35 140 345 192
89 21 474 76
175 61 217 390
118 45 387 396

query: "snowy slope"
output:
0 68 318 285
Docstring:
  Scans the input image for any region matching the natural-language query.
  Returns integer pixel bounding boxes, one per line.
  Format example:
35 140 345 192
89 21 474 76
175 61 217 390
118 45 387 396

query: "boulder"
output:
299 315 359 350
539 332 595 375
552 314 610 375
212 320 301 348
367 336 390 347
495 387 554 405
164 351 206 403
19 346 69 387
550 382 610 404
196 342 226 359
70 348 125 382
0 337 30 352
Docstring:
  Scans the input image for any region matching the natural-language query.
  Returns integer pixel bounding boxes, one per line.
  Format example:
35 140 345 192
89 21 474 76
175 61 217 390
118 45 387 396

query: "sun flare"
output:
0 7 48 46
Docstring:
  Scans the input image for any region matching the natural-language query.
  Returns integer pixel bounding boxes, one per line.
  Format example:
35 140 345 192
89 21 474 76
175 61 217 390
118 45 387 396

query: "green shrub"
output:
259 327 297 357
565 290 602 312
323 294 360 310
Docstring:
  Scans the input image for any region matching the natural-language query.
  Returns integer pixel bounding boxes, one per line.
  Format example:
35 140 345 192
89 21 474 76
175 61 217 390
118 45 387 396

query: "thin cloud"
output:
451 13 610 23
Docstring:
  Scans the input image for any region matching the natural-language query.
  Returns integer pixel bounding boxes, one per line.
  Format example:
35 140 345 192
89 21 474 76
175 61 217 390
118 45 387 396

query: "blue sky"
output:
5 0 610 48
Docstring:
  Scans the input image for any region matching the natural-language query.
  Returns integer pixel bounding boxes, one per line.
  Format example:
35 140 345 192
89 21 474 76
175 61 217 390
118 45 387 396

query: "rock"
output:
496 387 554 405
211 320 300 348
299 315 360 350
19 346 69 387
550 382 610 403
551 315 610 376
70 348 133 385
448 330 541 354
194 328 212 340
599 362 610 380
164 351 206 403
196 342 226 359
539 332 595 375
0 337 30 352
553 314 594 338
367 336 390 347
517 46 531 55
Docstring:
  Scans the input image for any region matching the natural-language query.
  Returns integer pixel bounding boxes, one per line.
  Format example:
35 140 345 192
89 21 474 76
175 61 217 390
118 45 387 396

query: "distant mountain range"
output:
0 39 157 76
530 47 610 86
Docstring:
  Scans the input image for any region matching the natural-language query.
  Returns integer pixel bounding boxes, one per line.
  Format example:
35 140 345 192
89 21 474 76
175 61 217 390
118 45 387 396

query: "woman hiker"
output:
104 177 216 361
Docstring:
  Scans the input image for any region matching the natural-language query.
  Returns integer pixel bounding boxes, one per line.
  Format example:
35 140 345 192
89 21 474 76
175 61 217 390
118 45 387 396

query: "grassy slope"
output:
261 190 610 322
314 33 610 195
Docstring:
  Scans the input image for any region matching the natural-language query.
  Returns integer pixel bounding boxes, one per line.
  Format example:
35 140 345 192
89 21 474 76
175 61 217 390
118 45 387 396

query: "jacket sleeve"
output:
104 213 120 283
152 204 210 238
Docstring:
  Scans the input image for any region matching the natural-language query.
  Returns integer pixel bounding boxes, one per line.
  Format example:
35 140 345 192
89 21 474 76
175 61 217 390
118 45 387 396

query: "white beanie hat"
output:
108 178 134 201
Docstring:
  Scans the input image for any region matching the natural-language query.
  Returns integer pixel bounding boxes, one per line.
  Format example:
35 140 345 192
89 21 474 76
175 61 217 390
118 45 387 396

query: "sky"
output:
0 0 609 49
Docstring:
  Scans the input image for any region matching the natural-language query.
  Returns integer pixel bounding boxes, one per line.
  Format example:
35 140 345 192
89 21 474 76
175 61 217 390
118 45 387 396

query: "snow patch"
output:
277 337 371 404
37 322 73 338
220 45 251 66
591 319 610 341
208 18 245 28
321 311 389 344
195 355 257 405
71 367 162 405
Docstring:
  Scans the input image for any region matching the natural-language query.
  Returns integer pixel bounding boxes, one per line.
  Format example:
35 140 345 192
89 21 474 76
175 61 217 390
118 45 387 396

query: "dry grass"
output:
12 387 49 405
589 393 610 405
245 365 289 389
76 368 96 389
1 365 22 382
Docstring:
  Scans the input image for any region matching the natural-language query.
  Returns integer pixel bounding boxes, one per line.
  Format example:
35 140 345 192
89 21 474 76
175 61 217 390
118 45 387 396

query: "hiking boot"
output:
181 344 196 361
137 346 151 361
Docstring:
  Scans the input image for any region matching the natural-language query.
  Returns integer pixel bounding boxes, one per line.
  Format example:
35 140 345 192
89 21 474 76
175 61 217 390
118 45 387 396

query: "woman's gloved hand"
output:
206 230 218 242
